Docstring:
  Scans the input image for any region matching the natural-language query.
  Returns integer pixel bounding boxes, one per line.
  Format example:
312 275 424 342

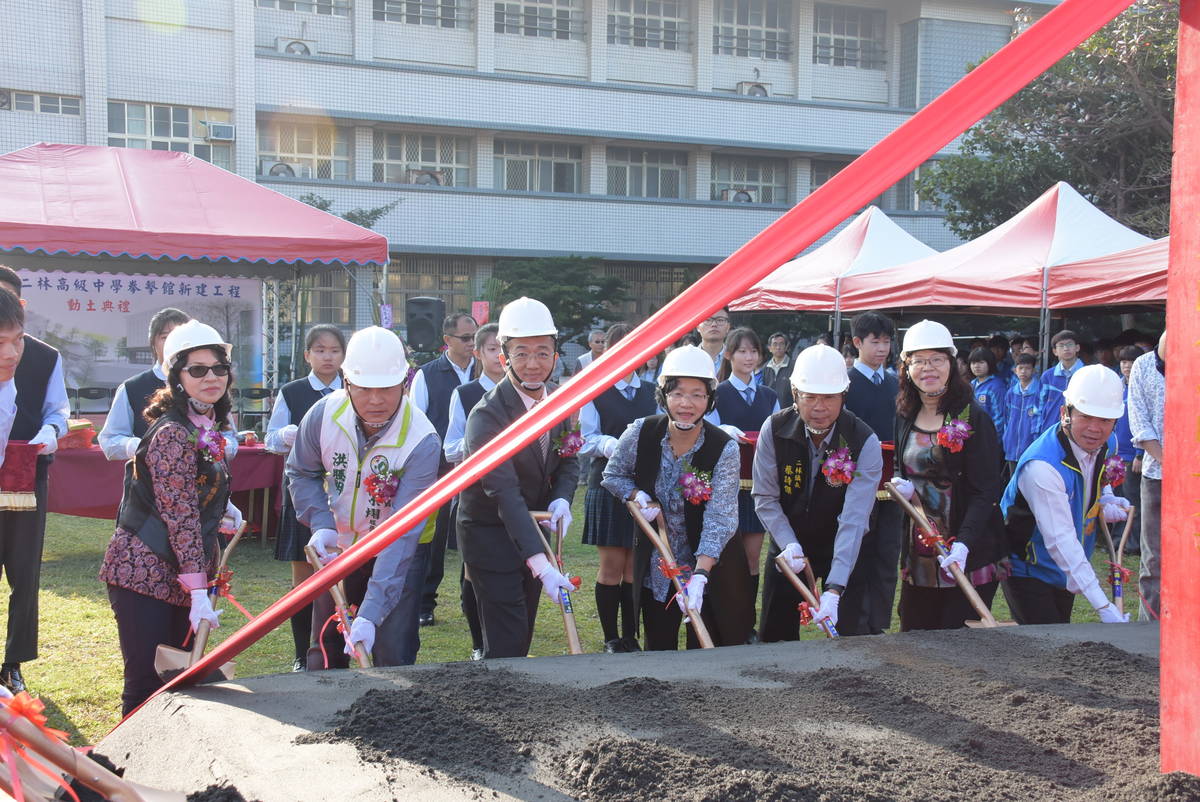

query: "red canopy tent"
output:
0 143 388 276
1047 236 1168 309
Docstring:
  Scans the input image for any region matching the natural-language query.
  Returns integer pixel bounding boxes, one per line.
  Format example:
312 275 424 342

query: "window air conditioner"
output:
260 160 312 179
276 37 317 56
204 123 236 142
736 82 771 97
403 168 449 186
721 188 757 203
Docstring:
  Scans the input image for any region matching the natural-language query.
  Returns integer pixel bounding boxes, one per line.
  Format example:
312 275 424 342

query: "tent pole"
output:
270 279 279 387
1039 266 1050 371
290 266 301 384
832 277 842 343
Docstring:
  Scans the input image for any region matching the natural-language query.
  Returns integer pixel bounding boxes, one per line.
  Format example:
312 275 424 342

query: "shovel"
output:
626 501 715 648
773 555 838 638
154 524 245 682
885 481 1016 629
1099 505 1137 617
530 512 584 655
303 545 371 668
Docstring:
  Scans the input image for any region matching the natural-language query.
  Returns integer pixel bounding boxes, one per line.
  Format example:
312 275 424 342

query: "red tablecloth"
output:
47 444 284 520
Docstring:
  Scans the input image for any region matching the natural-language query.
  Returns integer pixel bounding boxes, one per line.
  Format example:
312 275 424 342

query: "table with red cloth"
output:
46 444 284 542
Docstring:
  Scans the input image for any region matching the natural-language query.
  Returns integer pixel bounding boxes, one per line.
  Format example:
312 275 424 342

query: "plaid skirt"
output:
273 489 312 563
582 486 636 549
737 488 764 533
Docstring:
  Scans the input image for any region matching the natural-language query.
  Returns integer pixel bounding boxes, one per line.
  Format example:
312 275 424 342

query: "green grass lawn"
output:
3 503 1141 745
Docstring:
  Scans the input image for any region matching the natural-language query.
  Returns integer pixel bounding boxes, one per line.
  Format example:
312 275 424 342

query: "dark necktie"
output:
872 372 882 385
623 386 635 401
321 387 333 396
742 387 755 405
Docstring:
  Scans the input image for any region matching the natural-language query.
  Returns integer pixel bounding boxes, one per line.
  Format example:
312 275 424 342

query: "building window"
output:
712 0 791 61
711 155 787 203
494 0 584 40
300 269 353 326
813 4 886 70
607 147 687 198
388 256 475 322
256 0 352 15
494 140 583 193
374 0 471 27
9 92 81 115
608 0 689 50
372 131 472 186
811 158 883 206
257 121 352 180
107 102 232 170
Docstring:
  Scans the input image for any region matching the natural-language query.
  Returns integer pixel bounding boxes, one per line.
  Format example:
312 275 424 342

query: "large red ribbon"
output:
141 0 1138 716
0 693 80 802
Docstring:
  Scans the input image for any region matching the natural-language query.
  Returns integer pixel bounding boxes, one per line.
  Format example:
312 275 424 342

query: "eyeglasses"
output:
446 334 475 343
908 356 950 369
508 352 555 364
702 316 730 325
183 364 231 378
666 391 709 405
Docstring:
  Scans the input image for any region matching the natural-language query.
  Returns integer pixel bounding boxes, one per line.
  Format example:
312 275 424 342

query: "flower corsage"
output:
679 460 714 506
554 425 584 458
1102 454 1126 487
936 406 974 453
821 437 858 488
192 428 225 463
363 469 405 506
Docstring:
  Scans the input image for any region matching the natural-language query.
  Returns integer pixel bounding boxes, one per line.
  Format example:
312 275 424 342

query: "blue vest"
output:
456 380 488 420
715 381 777 432
1001 425 1116 589
280 378 324 427
588 382 657 486
419 354 469 439
124 368 166 438
843 367 898 442
12 335 56 440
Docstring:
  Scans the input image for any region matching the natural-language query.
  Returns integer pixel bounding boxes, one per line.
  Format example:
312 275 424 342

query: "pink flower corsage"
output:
554 425 584 458
1103 454 1126 487
821 439 858 487
193 428 225 462
679 460 714 506
936 407 974 454
363 470 404 506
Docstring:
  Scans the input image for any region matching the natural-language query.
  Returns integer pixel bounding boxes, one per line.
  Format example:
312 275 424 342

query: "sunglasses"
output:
446 334 475 343
183 364 231 378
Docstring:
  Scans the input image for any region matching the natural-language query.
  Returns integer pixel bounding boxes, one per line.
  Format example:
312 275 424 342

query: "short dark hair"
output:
896 348 974 420
1015 353 1038 367
605 323 632 350
443 312 477 335
850 311 895 341
968 346 996 374
987 334 1009 350
0 266 21 297
1117 345 1145 362
474 322 499 351
1051 330 1078 348
767 331 788 345
0 285 24 331
305 323 346 352
149 308 190 342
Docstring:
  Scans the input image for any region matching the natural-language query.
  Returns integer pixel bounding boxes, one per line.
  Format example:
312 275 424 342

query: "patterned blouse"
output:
601 417 740 602
99 421 221 606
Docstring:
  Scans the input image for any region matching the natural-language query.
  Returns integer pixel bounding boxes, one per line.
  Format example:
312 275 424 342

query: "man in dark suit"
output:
409 311 478 626
457 297 579 658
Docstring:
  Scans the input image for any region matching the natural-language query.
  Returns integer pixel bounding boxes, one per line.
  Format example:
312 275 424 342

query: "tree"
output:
487 257 629 345
297 193 399 230
916 0 1176 239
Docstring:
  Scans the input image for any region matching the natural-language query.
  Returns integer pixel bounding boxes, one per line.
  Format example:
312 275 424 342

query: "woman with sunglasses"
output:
99 321 241 714
890 320 1007 631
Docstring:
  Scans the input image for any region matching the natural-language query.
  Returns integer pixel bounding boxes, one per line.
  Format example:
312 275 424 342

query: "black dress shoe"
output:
603 638 623 654
0 665 26 693
471 648 485 661
419 612 435 627
292 658 305 672
620 637 642 653
746 628 761 645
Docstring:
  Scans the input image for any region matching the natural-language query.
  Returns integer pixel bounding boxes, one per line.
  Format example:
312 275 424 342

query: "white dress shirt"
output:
579 375 642 457
705 373 780 427
0 378 16 469
98 363 166 460
443 374 497 463
265 372 342 453
852 359 887 385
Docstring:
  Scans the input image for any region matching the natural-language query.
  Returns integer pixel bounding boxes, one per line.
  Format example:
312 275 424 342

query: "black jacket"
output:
894 400 1006 571
457 378 580 570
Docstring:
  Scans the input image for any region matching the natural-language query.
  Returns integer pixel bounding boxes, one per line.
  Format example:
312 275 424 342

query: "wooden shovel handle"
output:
188 522 248 665
303 545 371 668
626 501 715 649
1116 505 1137 562
885 481 999 627
530 512 584 655
773 555 838 638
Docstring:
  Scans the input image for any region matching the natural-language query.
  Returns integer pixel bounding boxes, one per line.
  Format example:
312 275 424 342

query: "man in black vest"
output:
409 311 478 626
98 308 190 460
754 344 882 642
838 310 904 635
761 332 792 396
458 297 578 658
0 267 71 692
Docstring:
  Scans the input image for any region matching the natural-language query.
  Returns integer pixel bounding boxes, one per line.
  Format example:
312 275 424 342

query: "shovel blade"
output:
154 645 235 683
963 619 1018 629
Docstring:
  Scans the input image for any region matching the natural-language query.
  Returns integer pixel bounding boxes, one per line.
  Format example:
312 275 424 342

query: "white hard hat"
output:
162 320 231 369
1064 364 1124 419
901 319 957 358
790 344 850 395
342 326 410 388
657 345 716 386
497 297 557 340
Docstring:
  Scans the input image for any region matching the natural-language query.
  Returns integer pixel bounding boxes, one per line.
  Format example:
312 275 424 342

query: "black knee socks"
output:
619 581 637 641
290 603 313 661
595 582 621 642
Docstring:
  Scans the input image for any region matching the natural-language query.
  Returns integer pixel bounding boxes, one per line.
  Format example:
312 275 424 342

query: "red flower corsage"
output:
192 428 225 462
679 460 714 505
936 407 974 453
821 439 858 487
554 425 584 458
1103 454 1126 487
363 470 404 506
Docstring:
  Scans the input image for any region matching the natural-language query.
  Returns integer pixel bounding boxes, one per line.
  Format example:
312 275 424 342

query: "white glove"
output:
188 588 221 631
123 437 140 460
937 541 969 576
345 616 376 656
779 542 806 573
280 424 299 448
1097 604 1130 624
679 573 708 615
0 685 12 700
632 490 659 523
890 478 914 500
526 553 574 604
544 498 573 535
599 436 619 460
718 424 746 442
219 500 243 535
1099 494 1131 523
813 590 840 627
29 424 58 455
308 528 341 564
